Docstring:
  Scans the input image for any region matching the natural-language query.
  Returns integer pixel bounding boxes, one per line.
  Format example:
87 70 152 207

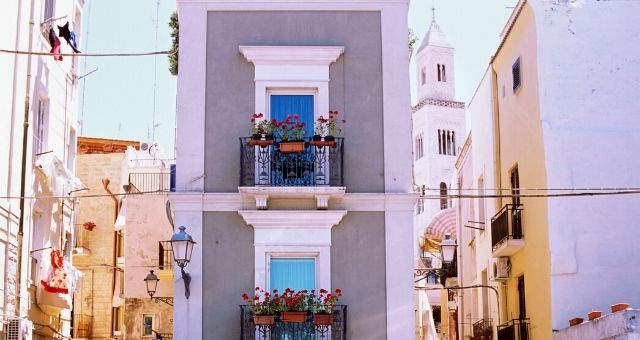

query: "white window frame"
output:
142 314 155 337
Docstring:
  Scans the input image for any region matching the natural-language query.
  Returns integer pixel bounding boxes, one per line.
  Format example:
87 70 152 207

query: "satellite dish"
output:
165 199 175 229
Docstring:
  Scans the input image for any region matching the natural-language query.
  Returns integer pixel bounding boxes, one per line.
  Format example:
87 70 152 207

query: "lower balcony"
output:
491 204 524 257
497 319 529 340
240 306 347 340
472 318 493 340
240 137 344 187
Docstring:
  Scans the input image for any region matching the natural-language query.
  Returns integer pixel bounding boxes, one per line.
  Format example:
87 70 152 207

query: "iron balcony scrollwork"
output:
240 137 344 187
240 305 347 340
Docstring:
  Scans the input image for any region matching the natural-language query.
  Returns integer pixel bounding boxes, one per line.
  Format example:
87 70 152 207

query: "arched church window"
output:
442 65 446 82
452 131 456 156
437 64 441 81
438 129 442 154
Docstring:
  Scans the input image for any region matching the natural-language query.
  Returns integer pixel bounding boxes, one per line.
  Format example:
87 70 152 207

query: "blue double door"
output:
270 95 316 186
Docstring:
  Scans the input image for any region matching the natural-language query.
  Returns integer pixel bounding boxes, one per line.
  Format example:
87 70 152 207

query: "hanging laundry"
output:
48 27 63 61
40 249 69 294
57 22 81 53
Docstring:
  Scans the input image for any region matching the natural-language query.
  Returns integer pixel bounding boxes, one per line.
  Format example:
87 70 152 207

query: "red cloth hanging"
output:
41 249 69 294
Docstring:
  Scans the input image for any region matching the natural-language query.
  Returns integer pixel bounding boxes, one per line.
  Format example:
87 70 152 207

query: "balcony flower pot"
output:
611 303 629 313
281 311 306 323
309 140 336 148
312 134 322 141
253 315 275 325
248 139 274 148
313 313 333 325
569 317 584 327
588 310 602 320
279 141 305 153
83 220 96 231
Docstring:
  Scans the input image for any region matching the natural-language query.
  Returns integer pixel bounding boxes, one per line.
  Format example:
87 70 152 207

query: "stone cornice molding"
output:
238 210 347 229
412 97 466 112
239 46 344 66
170 192 416 212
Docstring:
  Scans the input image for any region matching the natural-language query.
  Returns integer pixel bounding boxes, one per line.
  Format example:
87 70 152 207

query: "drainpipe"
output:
16 0 36 318
101 179 119 336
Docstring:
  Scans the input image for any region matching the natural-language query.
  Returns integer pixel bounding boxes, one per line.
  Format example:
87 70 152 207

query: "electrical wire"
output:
0 48 172 57
419 189 640 199
0 189 169 200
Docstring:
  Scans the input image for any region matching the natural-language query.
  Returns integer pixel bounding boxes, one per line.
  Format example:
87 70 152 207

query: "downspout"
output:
16 0 37 317
101 179 119 336
491 66 503 210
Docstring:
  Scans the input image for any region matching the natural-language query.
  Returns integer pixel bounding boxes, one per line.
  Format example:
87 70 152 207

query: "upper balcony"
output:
240 137 344 187
491 204 524 257
239 137 345 209
497 318 529 340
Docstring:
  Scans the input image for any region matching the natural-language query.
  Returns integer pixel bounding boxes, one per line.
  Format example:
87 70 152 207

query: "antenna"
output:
151 0 160 142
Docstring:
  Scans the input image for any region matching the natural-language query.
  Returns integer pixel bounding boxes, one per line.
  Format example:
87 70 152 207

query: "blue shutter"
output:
270 258 316 293
270 95 314 138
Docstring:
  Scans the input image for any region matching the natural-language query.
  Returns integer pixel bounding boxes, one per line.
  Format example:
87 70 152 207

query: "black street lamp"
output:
144 270 174 306
440 233 457 264
170 226 196 299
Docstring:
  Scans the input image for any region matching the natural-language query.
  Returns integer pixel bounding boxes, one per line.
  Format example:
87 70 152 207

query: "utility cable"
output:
0 48 172 57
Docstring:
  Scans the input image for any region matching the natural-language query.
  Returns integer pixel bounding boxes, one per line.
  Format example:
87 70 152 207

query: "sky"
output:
79 0 515 159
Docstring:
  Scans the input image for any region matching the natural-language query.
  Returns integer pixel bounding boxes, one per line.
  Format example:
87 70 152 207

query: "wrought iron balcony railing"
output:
473 318 493 339
239 137 344 187
497 319 529 340
491 204 524 252
240 305 347 340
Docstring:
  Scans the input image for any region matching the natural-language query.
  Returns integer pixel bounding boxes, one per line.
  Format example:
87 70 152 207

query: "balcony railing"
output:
128 172 171 193
473 318 493 340
240 305 347 340
239 137 344 187
497 319 529 340
158 241 173 270
491 204 524 256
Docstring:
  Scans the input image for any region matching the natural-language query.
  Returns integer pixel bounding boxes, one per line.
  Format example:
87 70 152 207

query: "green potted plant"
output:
249 113 275 147
311 110 345 147
242 287 282 325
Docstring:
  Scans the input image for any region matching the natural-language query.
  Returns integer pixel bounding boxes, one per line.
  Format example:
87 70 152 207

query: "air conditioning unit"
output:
5 318 33 340
491 257 510 281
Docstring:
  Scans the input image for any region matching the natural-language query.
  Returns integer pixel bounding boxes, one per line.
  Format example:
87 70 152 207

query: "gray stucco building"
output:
170 1 415 339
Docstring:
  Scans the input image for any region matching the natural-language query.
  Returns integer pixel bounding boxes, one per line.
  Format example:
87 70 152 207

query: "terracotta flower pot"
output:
281 311 306 323
253 315 275 325
588 310 602 320
569 317 584 327
611 303 629 313
279 141 305 153
313 313 333 325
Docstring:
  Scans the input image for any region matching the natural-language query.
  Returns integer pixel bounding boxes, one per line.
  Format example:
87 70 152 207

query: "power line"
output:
421 187 640 192
0 189 169 200
0 48 172 57
419 189 640 199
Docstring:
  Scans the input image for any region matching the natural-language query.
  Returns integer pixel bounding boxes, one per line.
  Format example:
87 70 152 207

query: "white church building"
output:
412 14 465 340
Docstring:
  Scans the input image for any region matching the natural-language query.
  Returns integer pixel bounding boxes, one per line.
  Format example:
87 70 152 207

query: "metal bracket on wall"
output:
152 297 174 307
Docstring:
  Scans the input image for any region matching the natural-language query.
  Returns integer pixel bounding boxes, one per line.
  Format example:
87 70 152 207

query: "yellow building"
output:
460 1 640 339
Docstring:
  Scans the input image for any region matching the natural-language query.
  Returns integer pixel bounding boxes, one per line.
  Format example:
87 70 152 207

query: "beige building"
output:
73 137 174 339
1 0 85 338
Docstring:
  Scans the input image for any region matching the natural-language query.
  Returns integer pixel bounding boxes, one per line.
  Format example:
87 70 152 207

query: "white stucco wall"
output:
1 0 82 329
530 0 640 330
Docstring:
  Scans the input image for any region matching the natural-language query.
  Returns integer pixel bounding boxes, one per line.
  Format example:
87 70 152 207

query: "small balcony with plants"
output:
491 204 524 257
240 287 347 340
239 112 346 209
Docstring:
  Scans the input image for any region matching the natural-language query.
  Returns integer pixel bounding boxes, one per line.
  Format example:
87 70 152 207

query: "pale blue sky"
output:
79 0 515 158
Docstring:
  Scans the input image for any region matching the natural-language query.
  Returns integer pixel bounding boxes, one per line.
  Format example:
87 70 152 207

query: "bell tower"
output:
415 8 455 101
